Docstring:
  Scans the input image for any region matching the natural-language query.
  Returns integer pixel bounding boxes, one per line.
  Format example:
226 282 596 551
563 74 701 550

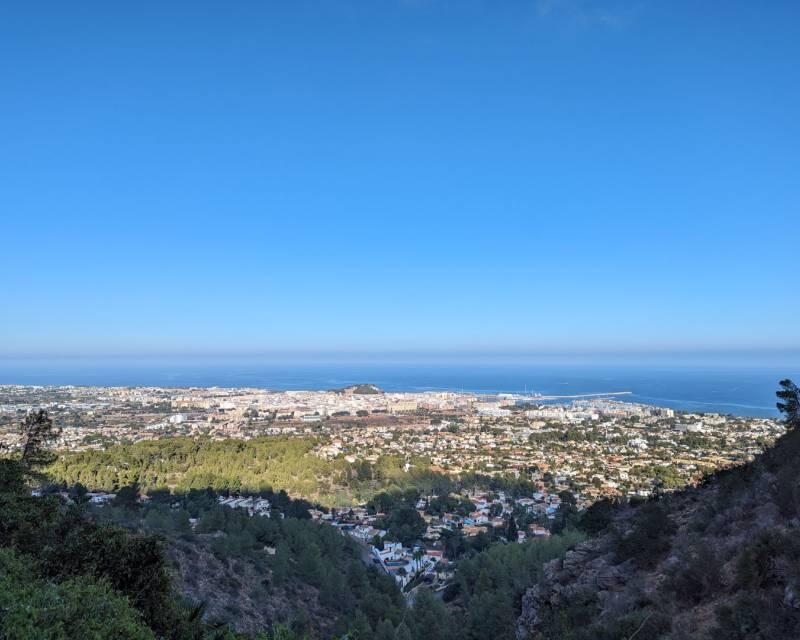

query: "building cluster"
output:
1 385 784 502
216 494 274 517
308 487 555 589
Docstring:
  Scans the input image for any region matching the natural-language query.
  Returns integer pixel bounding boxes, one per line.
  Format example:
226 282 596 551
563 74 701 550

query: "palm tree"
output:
412 548 424 572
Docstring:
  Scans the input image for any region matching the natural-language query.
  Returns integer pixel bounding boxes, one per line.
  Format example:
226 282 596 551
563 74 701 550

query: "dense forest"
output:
47 436 554 509
48 437 452 507
95 487 583 640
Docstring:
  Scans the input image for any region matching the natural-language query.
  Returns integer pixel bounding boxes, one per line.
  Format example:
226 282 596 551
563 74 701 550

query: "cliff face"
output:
517 425 800 640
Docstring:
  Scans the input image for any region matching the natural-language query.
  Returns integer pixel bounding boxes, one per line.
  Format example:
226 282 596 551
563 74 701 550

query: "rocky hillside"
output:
517 383 800 640
168 537 339 638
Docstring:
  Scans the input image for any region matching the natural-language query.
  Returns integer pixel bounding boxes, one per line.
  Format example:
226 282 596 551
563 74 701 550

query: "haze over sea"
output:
2 358 798 418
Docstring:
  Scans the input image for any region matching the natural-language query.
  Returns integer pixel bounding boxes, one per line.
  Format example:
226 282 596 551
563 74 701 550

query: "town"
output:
2 383 784 593
0 383 782 501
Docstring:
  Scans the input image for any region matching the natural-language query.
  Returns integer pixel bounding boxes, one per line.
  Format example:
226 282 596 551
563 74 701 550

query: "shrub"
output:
735 530 800 590
664 539 722 604
714 593 800 639
613 501 676 569
0 547 155 640
578 498 616 535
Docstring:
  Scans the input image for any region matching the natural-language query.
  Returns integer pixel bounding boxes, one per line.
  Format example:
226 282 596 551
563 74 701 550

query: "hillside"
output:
91 489 407 639
516 381 800 640
0 412 329 640
332 384 384 395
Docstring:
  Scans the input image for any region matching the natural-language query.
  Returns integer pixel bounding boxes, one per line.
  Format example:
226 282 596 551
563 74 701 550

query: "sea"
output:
1 359 797 418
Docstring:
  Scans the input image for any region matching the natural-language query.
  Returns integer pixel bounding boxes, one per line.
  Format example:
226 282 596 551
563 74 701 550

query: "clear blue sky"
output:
2 1 798 360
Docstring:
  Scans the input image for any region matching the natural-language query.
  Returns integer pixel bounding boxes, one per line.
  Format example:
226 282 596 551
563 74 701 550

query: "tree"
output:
320 569 349 610
19 409 61 469
441 529 467 561
395 622 413 640
412 547 424 572
506 516 518 542
578 498 615 535
777 379 799 424
71 482 89 504
113 484 141 511
380 506 426 547
551 501 579 534
0 548 155 640
374 619 396 640
653 465 683 490
409 588 454 640
196 504 226 532
0 458 26 493
614 501 676 568
269 542 290 586
558 490 577 507
299 543 322 585
666 538 721 605
346 610 373 638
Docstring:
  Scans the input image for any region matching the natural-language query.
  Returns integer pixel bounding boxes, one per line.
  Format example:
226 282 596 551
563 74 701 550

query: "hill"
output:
516 380 800 640
332 384 384 395
90 488 406 638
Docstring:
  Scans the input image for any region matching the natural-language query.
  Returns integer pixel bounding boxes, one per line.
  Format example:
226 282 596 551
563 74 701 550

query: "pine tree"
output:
374 619 396 640
506 516 518 541
19 410 61 468
777 379 799 424
271 542 291 586
395 622 413 640
347 611 373 639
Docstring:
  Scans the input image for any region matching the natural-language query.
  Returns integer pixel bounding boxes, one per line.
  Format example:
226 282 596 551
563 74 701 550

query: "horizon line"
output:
1 347 799 365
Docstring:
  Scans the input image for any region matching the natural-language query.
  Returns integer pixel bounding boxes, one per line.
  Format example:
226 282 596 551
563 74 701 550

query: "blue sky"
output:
2 0 799 361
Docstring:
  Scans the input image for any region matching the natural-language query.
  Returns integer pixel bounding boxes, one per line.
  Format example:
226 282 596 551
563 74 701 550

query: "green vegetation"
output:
30 372 800 639
377 505 427 546
0 452 209 638
612 500 676 569
1 407 591 640
425 493 476 517
0 547 155 640
48 437 451 508
332 384 383 395
49 436 555 513
96 480 585 640
448 530 586 640
520 380 800 640
1 411 336 639
94 489 405 638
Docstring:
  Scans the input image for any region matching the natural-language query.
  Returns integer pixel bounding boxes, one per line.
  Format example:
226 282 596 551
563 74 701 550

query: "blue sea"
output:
0 359 797 418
